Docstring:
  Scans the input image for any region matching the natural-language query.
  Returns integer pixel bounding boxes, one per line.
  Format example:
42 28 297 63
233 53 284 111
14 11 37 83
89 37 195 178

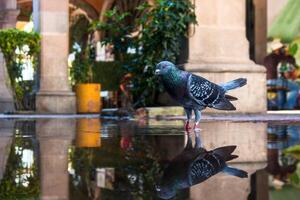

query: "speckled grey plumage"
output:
155 61 247 124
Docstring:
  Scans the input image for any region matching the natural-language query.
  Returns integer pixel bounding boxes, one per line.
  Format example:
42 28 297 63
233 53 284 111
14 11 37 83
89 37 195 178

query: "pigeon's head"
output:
155 61 177 76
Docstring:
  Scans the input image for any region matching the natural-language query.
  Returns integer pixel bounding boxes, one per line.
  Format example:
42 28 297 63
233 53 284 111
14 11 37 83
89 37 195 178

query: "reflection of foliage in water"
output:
284 145 300 188
69 147 96 199
0 132 39 199
114 136 162 200
69 136 167 199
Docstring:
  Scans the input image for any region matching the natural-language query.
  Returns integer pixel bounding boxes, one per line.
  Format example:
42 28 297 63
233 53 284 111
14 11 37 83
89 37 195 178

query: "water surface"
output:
0 118 299 199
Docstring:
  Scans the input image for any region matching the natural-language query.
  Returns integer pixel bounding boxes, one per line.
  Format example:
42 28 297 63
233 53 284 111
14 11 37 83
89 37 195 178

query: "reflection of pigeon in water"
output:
155 61 247 130
156 132 248 199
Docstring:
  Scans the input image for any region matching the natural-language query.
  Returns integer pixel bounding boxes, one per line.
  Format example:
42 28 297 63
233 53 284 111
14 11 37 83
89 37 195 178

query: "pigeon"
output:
156 132 248 199
155 61 247 130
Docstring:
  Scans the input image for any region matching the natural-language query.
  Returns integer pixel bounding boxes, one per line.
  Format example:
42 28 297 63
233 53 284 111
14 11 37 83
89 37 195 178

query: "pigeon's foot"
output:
194 121 200 130
185 120 192 132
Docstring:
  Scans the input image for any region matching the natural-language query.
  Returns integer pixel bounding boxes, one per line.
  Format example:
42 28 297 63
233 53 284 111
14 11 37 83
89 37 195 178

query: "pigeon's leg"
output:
194 109 202 130
185 134 193 150
184 108 193 132
194 129 202 149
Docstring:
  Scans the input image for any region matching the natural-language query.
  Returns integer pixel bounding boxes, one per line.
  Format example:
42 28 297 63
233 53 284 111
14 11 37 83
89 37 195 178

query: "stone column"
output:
36 0 76 113
253 0 267 64
186 0 266 113
0 0 19 113
36 119 76 200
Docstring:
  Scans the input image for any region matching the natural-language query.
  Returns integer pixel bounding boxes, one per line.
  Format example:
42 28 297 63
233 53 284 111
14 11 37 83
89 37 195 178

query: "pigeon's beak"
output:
155 69 161 75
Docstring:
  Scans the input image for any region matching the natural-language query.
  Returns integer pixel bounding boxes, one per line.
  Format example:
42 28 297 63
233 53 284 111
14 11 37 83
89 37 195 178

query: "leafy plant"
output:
0 29 40 110
93 0 197 106
284 145 300 160
93 8 134 62
70 45 94 84
289 43 299 56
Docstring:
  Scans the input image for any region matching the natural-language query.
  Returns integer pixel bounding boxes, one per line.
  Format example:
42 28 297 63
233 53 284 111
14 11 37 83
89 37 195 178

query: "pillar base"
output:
185 62 267 113
0 99 14 113
36 91 76 114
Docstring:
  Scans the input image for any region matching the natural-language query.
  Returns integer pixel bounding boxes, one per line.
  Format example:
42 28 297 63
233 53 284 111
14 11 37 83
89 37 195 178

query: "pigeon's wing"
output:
162 148 207 186
187 74 236 110
187 74 223 106
188 152 226 185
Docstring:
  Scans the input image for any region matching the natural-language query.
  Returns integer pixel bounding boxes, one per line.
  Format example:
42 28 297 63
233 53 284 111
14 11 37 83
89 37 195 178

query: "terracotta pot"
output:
76 118 101 148
75 83 101 113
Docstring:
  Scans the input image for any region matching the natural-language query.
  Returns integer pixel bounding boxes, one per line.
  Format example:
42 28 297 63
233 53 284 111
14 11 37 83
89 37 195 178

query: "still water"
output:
0 118 299 200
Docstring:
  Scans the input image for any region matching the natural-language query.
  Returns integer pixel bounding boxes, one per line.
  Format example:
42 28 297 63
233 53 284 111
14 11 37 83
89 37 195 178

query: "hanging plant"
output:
0 29 40 110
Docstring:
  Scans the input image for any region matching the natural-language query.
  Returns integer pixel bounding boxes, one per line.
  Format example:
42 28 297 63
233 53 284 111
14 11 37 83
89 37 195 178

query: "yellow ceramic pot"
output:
76 118 101 148
76 83 101 113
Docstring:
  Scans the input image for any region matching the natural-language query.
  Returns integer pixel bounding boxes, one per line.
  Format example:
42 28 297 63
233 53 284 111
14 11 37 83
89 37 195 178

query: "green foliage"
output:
93 61 124 90
93 0 197 106
70 50 92 84
284 145 300 160
283 145 300 188
289 43 299 56
92 9 134 62
289 169 300 188
0 29 40 110
70 45 94 84
70 15 90 52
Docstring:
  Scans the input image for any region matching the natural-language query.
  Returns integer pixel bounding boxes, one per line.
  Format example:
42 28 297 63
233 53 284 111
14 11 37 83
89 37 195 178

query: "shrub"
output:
93 0 197 107
0 29 40 110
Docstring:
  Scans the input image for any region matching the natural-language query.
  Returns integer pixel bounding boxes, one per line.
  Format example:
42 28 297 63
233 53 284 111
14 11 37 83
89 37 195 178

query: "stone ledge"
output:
36 91 75 96
185 62 266 73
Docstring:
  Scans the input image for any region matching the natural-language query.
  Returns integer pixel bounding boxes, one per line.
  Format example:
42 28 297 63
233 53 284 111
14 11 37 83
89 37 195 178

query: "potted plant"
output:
70 44 102 113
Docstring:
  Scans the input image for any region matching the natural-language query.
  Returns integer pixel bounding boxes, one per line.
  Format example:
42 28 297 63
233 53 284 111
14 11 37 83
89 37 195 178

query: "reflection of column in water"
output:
189 122 267 200
76 118 101 148
266 124 298 187
267 125 288 150
287 125 300 146
36 119 75 200
0 121 14 182
267 124 300 150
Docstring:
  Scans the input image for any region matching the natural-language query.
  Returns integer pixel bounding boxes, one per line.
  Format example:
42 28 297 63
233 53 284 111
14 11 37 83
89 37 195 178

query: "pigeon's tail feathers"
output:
223 166 248 178
213 145 238 161
221 78 247 91
212 98 236 110
225 94 238 101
